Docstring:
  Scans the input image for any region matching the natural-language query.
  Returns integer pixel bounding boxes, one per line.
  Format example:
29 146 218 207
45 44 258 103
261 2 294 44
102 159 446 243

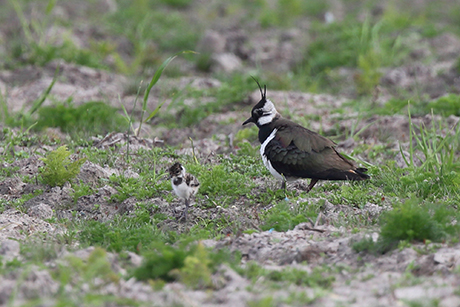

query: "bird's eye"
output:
256 109 263 116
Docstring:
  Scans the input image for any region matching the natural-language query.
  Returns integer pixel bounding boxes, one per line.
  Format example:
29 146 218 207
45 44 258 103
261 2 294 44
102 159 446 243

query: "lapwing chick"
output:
242 81 369 193
168 162 200 221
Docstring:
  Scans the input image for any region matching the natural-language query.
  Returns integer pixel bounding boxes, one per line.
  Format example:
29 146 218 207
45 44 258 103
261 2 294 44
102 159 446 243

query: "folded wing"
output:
265 120 369 181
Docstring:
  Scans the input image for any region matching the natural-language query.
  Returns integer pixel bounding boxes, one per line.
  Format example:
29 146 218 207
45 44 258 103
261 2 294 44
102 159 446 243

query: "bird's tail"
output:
314 167 370 181
351 167 370 180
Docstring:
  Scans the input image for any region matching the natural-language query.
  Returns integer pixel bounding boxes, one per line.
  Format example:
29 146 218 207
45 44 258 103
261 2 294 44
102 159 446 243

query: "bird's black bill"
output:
242 117 255 126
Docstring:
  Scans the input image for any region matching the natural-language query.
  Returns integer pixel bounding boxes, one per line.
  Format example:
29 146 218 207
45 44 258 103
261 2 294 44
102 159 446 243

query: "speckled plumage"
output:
168 162 200 220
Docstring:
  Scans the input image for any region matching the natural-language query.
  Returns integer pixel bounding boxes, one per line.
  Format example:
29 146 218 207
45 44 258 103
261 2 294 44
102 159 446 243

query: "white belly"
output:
172 179 197 200
260 129 285 181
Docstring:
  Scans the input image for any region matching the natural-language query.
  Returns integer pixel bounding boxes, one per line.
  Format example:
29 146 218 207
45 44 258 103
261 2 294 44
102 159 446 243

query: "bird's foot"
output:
177 200 190 222
177 210 187 222
280 180 289 200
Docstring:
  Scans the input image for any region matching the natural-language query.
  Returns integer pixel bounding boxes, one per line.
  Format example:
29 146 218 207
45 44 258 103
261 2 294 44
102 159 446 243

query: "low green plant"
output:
28 40 107 68
327 182 383 208
355 51 382 95
36 101 126 137
362 96 460 117
260 198 317 232
409 115 459 177
215 74 265 105
242 261 335 288
0 189 42 213
268 266 335 288
248 296 274 307
195 52 212 72
71 247 119 283
395 108 460 199
0 129 37 164
369 98 412 115
426 94 460 116
188 163 254 200
160 0 193 8
456 56 460 74
352 235 377 253
77 207 160 253
109 173 169 202
234 126 259 146
219 147 266 179
354 197 460 254
134 242 237 286
134 244 191 282
174 102 222 127
106 2 199 73
72 184 95 203
261 210 308 232
258 0 328 28
294 13 415 94
79 146 125 169
51 247 121 305
380 197 458 243
9 1 106 69
170 242 212 289
354 17 386 95
39 145 86 187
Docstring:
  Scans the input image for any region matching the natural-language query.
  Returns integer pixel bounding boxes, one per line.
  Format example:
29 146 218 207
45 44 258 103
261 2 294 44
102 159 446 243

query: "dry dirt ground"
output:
1 5 460 306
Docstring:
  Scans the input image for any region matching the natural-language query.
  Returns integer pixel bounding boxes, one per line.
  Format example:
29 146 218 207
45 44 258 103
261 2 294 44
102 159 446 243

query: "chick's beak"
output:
242 117 255 126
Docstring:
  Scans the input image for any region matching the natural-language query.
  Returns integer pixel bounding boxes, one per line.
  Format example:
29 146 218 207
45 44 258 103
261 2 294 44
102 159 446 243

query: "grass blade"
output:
144 99 167 122
29 64 60 115
137 50 196 136
407 103 414 167
142 50 194 105
398 143 411 168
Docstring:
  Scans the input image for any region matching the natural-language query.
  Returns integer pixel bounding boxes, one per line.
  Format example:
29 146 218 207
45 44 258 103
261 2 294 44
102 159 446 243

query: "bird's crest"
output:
251 76 266 101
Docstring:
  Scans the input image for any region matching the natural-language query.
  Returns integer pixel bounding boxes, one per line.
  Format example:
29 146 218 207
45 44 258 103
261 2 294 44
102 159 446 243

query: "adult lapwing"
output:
242 81 369 192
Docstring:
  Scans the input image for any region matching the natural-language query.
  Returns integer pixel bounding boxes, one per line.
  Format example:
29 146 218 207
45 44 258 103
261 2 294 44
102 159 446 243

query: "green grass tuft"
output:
39 145 86 187
426 94 460 116
78 209 152 252
354 197 460 254
134 242 238 287
380 197 459 243
36 101 126 137
169 242 213 289
260 198 320 232
189 163 254 200
241 261 335 289
134 244 190 282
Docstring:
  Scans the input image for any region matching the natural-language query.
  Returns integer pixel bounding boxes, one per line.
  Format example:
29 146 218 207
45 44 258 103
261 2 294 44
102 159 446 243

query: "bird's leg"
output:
306 179 319 193
280 180 286 191
180 198 190 221
280 176 287 199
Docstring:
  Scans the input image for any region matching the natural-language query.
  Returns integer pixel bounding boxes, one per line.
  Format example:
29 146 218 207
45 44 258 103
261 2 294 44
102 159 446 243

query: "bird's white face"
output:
179 165 186 177
170 164 186 178
253 99 278 126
